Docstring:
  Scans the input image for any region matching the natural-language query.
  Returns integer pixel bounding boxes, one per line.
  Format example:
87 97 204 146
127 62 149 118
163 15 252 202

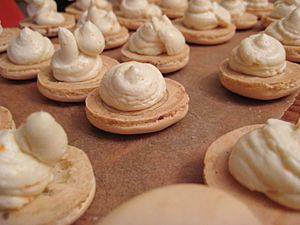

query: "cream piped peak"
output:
229 33 286 77
51 23 105 82
229 119 300 209
246 0 269 8
7 27 54 65
265 6 300 46
183 0 231 30
128 15 185 56
27 0 65 25
120 0 162 18
220 0 246 18
100 61 166 111
161 0 188 9
79 6 121 35
75 0 109 11
0 112 67 210
270 0 300 19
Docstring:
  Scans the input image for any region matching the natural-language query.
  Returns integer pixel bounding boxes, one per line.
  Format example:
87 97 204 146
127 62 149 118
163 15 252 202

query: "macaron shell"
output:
0 106 15 129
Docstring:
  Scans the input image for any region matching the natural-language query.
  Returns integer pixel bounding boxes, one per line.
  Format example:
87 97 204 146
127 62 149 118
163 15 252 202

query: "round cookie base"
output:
0 28 20 53
173 19 236 45
284 45 300 63
261 16 277 29
104 27 129 50
219 59 300 100
85 78 189 134
37 56 119 102
233 12 258 30
160 6 185 19
19 13 75 37
116 12 151 30
0 145 96 225
121 43 190 73
203 124 300 225
246 3 273 19
0 106 15 129
0 54 51 80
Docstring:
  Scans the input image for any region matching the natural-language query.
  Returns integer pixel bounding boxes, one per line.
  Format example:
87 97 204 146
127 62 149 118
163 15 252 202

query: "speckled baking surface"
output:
0 27 297 224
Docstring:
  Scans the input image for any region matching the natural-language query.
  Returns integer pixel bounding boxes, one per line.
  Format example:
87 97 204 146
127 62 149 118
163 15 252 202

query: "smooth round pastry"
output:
97 184 261 225
37 55 118 102
159 0 188 19
219 59 300 100
246 1 273 18
204 124 300 225
0 106 15 129
19 13 75 37
174 18 236 45
232 12 258 30
103 26 129 49
0 28 20 53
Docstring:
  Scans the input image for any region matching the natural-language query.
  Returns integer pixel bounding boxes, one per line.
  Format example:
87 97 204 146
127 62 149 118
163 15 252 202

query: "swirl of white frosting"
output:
27 0 65 25
80 6 121 35
0 112 67 210
100 61 166 111
75 0 109 10
160 0 188 9
246 0 269 8
51 24 104 82
229 119 300 209
220 0 246 18
229 33 286 77
128 15 185 56
270 0 300 19
265 7 300 46
7 27 54 65
120 0 162 18
183 0 231 30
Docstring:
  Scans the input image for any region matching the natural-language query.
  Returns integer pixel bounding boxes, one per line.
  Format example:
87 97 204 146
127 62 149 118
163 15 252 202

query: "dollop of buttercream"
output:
183 0 231 30
100 61 166 111
160 0 188 9
51 24 104 82
229 119 300 210
270 0 300 19
128 15 185 56
220 0 246 18
0 112 67 210
265 6 300 46
75 0 109 11
27 0 65 25
120 0 162 18
229 33 286 77
7 27 54 65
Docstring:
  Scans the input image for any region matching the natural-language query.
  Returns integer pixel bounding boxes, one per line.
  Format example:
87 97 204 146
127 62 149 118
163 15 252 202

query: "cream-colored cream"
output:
100 61 166 111
27 0 65 25
183 0 231 30
229 119 300 210
128 15 185 56
220 0 246 18
7 27 54 65
265 7 300 46
75 0 109 11
246 0 269 9
120 0 162 18
79 6 121 36
160 0 188 9
51 23 104 82
229 33 286 77
270 0 300 19
0 112 67 210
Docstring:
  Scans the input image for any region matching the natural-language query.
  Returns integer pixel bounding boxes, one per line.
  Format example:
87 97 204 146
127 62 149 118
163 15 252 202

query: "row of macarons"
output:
1 100 299 224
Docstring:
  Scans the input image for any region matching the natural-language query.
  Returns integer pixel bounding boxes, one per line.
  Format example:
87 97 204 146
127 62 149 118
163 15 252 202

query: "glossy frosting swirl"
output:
265 7 300 46
229 33 286 77
27 0 65 25
7 27 54 65
183 0 231 30
51 23 105 82
270 0 300 19
220 0 246 18
75 0 109 10
120 0 162 18
229 119 300 210
0 112 67 210
100 61 166 111
128 15 185 56
160 0 188 9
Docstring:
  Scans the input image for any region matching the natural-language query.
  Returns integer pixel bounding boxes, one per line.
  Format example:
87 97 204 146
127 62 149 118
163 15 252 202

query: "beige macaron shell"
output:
121 43 190 73
261 16 277 29
85 78 189 134
203 124 300 225
173 18 236 45
104 26 130 50
232 12 258 30
0 106 15 129
0 145 95 225
0 28 20 53
115 10 151 30
37 55 119 102
219 59 300 100
283 45 300 63
19 13 75 37
246 3 273 18
159 6 185 19
97 184 261 225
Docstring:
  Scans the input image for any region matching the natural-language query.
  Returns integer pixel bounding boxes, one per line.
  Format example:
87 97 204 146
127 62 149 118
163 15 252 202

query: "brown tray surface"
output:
0 27 297 224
